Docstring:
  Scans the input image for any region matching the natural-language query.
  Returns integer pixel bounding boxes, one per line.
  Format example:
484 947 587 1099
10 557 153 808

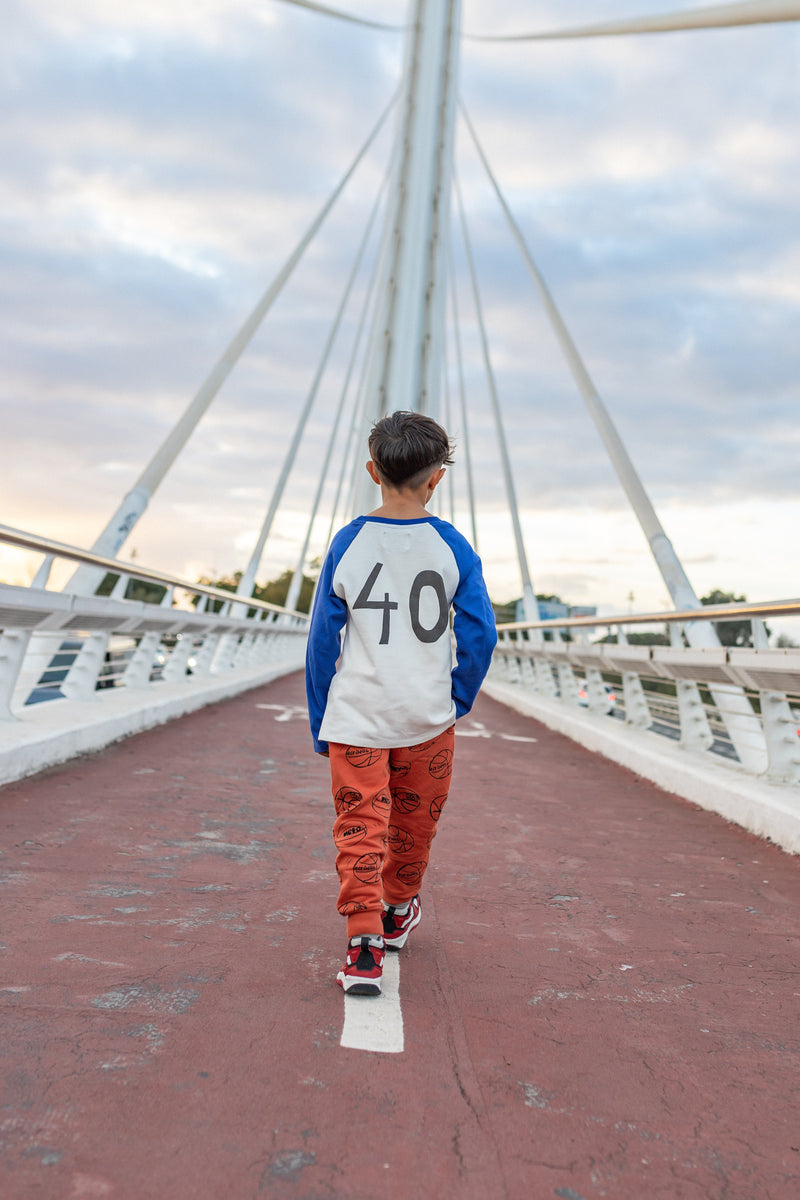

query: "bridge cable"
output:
459 99 769 769
458 98 704 611
283 173 391 612
447 238 479 550
452 168 541 627
270 0 407 33
320 193 393 552
441 339 456 526
65 90 399 600
223 101 397 601
237 161 393 602
463 0 800 42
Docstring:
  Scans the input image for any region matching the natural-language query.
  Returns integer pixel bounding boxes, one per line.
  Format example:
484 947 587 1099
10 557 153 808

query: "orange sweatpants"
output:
328 726 455 939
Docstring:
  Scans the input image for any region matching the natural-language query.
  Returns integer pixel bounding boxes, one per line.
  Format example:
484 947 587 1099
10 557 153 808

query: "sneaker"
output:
337 937 385 995
382 894 421 950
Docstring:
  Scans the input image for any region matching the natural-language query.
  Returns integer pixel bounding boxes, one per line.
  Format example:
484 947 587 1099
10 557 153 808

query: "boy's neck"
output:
368 489 431 520
365 459 444 519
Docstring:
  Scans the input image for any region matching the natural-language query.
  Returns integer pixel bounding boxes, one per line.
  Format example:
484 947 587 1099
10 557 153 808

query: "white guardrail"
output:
2 524 800 849
490 601 800 786
0 524 309 785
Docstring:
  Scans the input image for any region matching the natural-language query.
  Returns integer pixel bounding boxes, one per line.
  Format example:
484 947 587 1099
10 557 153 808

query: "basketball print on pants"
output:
346 746 383 768
372 792 391 817
396 861 424 886
353 852 381 884
428 748 452 779
430 795 447 822
334 819 368 848
387 824 414 854
391 787 420 814
327 727 455 937
334 786 362 813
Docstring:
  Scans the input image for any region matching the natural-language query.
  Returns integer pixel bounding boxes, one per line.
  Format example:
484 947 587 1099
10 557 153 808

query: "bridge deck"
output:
1 671 797 1199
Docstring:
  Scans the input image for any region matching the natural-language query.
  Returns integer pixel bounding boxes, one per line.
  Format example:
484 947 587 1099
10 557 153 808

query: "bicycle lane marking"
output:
340 954 403 1053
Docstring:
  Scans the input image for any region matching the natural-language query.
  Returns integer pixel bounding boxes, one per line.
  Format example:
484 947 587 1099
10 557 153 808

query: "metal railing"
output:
0 523 309 722
493 600 800 785
3 523 800 789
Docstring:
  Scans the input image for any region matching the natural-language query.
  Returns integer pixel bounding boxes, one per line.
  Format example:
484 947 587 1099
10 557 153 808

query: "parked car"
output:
577 680 617 715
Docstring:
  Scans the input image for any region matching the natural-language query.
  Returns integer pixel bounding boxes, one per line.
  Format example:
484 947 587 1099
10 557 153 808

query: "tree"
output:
595 630 670 646
97 572 168 605
193 569 317 614
701 588 766 648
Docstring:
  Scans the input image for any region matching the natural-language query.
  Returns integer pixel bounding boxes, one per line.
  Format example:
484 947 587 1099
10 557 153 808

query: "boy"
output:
305 411 497 995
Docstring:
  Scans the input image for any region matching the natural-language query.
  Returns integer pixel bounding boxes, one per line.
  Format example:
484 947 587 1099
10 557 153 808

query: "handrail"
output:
0 523 308 621
497 597 800 634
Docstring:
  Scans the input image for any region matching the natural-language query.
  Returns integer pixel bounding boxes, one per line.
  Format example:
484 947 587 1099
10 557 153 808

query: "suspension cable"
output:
132 92 399 517
441 341 455 525
453 168 539 623
321 196 389 549
233 95 398 598
271 0 406 32
458 98 702 598
283 174 390 610
463 0 800 42
447 238 479 549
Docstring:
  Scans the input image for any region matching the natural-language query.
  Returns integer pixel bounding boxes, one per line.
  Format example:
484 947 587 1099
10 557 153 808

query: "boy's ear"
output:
426 466 446 494
366 459 382 485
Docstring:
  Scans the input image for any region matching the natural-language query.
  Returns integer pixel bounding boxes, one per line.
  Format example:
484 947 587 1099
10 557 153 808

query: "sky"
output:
2 0 799 631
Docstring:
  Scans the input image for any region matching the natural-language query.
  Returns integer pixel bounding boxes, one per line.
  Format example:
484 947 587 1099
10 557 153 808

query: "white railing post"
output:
518 635 537 687
189 633 220 678
675 679 714 753
760 692 800 784
585 666 609 715
556 660 579 706
162 635 194 683
124 632 161 689
622 671 653 729
0 632 31 720
534 657 558 699
61 633 109 702
615 626 652 729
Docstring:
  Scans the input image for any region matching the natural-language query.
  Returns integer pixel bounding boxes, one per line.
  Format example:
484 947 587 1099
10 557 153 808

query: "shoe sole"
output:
337 972 381 996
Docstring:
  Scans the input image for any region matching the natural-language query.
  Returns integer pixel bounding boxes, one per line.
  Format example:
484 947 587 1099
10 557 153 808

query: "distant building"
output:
515 599 597 623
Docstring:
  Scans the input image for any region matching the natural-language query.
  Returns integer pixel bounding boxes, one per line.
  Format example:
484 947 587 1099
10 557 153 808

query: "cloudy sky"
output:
2 0 799 625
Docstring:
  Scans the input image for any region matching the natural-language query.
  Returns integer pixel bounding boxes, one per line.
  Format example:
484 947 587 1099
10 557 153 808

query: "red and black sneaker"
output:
382 894 421 950
337 937 385 995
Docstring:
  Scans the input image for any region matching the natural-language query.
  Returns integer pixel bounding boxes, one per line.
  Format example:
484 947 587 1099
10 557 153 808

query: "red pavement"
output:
0 671 798 1200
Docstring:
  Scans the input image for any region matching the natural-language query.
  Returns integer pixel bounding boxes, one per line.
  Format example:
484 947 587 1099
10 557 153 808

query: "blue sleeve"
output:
304 522 361 754
435 522 498 718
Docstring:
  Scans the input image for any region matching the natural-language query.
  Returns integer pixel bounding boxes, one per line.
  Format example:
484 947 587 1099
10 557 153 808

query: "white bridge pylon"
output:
64 0 800 768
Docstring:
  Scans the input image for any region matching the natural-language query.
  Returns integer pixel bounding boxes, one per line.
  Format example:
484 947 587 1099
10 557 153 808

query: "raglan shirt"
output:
305 516 497 754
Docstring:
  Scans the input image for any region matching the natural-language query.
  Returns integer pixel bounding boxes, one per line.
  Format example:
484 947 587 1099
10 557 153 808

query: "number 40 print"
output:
354 562 449 645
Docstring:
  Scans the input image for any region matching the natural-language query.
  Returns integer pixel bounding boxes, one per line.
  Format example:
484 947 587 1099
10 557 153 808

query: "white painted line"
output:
340 954 404 1053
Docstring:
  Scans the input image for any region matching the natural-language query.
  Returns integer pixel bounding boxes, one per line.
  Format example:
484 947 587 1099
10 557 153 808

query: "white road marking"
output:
340 954 403 1053
255 703 307 722
455 720 537 743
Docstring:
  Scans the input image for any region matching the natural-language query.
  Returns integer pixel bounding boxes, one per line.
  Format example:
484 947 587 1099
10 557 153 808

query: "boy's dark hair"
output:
368 410 454 488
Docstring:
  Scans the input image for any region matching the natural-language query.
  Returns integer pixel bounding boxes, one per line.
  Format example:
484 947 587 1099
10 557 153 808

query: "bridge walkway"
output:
0 671 797 1199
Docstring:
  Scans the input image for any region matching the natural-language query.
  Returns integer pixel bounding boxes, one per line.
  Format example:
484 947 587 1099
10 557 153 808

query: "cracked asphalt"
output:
0 670 798 1199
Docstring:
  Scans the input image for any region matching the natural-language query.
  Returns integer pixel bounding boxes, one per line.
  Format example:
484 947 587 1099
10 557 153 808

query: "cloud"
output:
2 0 799 613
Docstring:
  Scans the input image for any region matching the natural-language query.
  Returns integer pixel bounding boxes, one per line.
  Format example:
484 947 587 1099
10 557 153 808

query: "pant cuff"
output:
346 911 384 939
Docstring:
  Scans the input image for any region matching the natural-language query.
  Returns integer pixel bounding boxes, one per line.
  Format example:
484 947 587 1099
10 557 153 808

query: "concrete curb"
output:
482 678 800 856
0 658 305 788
